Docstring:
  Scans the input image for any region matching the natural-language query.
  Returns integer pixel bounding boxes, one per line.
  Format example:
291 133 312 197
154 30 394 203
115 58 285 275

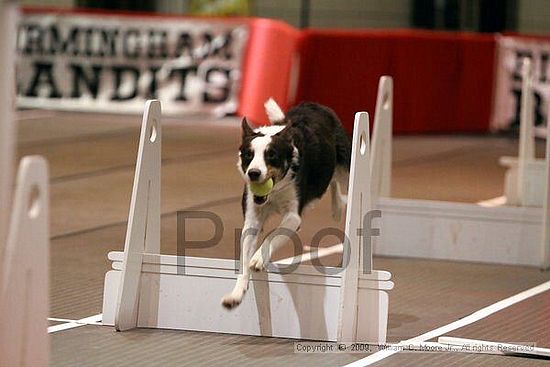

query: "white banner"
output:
492 36 549 135
16 12 249 115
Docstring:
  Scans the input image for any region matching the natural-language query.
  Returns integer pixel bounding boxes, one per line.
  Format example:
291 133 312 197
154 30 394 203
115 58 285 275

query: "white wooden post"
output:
370 76 393 204
0 156 50 367
0 1 17 258
338 112 371 342
541 101 550 270
518 57 535 205
115 100 162 331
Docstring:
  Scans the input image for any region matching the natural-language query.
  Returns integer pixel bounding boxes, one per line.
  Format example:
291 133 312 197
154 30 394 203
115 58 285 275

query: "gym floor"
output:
18 109 550 366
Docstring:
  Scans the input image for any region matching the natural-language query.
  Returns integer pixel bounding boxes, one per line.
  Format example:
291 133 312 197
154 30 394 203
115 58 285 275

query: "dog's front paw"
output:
249 251 266 272
221 292 243 310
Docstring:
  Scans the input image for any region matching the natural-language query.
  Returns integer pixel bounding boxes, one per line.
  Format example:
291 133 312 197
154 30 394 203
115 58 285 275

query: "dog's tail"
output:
264 98 285 124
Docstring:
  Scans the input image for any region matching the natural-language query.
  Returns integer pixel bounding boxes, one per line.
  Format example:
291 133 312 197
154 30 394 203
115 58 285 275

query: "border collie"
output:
221 99 351 309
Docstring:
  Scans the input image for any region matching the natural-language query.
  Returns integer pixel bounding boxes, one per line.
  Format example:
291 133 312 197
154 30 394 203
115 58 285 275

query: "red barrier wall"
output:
295 30 497 134
237 19 300 125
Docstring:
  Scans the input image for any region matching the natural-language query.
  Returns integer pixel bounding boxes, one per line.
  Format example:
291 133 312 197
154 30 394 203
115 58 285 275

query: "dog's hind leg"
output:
249 211 302 272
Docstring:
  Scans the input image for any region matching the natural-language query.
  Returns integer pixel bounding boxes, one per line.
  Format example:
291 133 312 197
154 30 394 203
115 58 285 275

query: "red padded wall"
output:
238 19 300 125
455 33 496 133
295 30 497 134
296 30 394 133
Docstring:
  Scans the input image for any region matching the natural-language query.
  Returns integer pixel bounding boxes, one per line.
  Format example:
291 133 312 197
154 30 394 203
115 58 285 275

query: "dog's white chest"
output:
265 184 298 214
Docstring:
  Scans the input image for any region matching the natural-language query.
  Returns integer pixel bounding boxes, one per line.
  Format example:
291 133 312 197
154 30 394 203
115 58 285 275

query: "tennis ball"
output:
250 178 274 197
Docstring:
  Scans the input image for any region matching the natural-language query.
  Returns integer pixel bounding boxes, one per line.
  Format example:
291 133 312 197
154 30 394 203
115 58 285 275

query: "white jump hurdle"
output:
0 0 17 254
500 57 546 207
370 76 393 205
102 100 393 343
0 157 50 367
368 75 550 269
0 3 50 365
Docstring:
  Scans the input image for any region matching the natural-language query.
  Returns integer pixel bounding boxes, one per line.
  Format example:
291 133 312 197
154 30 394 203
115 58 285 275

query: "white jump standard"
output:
500 57 545 207
102 100 394 343
0 157 50 367
0 2 50 366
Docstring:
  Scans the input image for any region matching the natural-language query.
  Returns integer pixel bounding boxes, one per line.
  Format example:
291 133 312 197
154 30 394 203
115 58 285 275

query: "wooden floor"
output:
17 110 550 366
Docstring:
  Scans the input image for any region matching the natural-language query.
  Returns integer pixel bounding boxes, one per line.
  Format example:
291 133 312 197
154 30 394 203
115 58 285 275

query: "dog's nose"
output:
248 169 261 181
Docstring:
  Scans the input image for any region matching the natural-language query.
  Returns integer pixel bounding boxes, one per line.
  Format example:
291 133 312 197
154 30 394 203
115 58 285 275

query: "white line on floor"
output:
47 314 103 334
343 279 550 367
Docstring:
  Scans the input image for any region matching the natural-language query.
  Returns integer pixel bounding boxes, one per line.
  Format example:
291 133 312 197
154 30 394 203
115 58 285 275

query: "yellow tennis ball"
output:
250 178 274 197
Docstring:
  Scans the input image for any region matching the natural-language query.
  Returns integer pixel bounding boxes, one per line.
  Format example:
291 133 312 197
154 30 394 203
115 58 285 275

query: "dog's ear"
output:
241 117 254 139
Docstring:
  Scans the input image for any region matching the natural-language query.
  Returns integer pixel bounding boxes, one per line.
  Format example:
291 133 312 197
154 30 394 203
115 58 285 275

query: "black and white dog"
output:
221 99 351 309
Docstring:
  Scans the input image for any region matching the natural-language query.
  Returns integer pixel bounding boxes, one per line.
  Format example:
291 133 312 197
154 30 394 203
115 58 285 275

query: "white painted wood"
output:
112 253 341 281
500 58 546 208
438 336 550 358
377 197 543 266
108 251 393 282
114 100 162 331
518 57 535 206
541 102 550 269
500 156 546 207
338 112 373 342
276 243 344 265
106 269 342 340
103 260 393 341
105 101 392 343
0 156 49 367
109 255 394 290
371 76 393 203
0 1 17 259
367 79 393 342
501 157 520 205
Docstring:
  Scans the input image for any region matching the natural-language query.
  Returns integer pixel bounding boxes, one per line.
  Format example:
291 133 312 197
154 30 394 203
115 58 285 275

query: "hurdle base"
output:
500 156 546 207
103 252 393 343
377 197 544 267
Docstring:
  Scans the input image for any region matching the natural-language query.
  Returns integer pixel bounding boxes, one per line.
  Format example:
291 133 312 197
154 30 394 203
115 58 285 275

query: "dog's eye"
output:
265 150 277 160
242 150 253 160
